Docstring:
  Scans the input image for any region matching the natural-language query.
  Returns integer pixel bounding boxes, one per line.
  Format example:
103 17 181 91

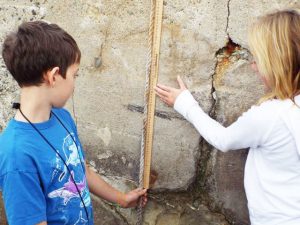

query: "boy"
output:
0 21 147 225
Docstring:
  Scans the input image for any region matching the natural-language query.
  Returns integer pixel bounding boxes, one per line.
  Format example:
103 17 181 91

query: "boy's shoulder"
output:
0 119 17 151
0 123 35 178
52 107 72 119
52 107 77 131
0 108 75 176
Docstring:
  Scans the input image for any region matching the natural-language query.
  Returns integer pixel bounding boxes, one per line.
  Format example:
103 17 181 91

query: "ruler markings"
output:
143 0 164 189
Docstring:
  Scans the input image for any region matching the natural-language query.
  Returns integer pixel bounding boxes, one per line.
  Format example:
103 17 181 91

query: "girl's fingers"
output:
160 97 169 105
154 86 170 97
177 76 186 90
157 84 172 92
155 89 173 106
155 92 168 102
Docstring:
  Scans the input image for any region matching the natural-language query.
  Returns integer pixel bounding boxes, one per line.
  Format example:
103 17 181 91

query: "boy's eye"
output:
75 73 79 78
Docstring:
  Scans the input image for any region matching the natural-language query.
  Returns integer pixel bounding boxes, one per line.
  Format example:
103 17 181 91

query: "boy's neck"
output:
15 86 52 123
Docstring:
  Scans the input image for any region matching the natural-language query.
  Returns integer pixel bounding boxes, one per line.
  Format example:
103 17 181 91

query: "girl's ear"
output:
44 67 60 87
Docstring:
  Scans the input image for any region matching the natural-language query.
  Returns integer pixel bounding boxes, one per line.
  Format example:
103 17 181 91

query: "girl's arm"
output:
174 90 269 151
155 76 273 151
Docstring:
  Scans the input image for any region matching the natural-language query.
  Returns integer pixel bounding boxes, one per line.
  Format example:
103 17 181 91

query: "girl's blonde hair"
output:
248 8 300 103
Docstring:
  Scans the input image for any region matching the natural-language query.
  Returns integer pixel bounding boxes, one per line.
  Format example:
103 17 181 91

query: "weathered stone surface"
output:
142 193 230 225
68 0 229 191
228 0 300 47
0 67 18 132
89 173 230 225
92 197 128 225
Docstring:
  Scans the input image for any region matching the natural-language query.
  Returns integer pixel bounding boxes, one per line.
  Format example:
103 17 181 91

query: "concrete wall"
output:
0 1 299 224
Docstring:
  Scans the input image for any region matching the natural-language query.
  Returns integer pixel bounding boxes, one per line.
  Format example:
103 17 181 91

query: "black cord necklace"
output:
13 103 89 222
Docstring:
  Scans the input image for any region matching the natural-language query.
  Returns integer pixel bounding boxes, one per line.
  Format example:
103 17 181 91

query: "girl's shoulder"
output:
256 97 294 111
246 98 293 120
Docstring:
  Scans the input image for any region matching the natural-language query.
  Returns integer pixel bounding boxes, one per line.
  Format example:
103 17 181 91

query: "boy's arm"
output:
85 163 147 208
36 222 47 225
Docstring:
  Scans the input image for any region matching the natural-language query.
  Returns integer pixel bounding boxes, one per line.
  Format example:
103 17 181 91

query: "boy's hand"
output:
119 188 147 208
155 76 187 107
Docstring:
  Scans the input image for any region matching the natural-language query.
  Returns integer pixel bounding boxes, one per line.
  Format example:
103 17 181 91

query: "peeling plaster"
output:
96 127 112 146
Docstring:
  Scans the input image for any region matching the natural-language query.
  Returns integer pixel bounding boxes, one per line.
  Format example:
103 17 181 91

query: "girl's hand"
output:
119 188 147 208
155 76 187 107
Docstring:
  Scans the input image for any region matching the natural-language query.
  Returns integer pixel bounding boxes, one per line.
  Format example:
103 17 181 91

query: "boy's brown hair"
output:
2 21 81 87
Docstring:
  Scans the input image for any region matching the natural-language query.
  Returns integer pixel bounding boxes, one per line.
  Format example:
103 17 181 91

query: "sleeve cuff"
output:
13 214 46 225
174 90 199 119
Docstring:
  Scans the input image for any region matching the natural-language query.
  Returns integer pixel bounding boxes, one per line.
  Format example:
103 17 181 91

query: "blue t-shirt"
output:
0 108 94 225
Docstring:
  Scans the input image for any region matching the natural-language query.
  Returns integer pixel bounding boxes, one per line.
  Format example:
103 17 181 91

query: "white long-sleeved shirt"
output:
174 90 300 225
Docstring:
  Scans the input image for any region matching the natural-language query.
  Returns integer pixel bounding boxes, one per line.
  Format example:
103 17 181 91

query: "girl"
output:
155 9 300 225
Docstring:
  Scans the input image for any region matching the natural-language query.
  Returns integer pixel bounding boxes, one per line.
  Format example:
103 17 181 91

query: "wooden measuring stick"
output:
143 0 164 189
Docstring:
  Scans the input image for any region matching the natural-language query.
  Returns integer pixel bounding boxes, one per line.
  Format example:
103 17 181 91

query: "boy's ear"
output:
44 67 60 87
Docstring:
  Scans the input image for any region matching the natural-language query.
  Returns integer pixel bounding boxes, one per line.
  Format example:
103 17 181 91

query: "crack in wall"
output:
192 39 239 202
113 209 131 225
192 37 252 224
226 0 231 36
